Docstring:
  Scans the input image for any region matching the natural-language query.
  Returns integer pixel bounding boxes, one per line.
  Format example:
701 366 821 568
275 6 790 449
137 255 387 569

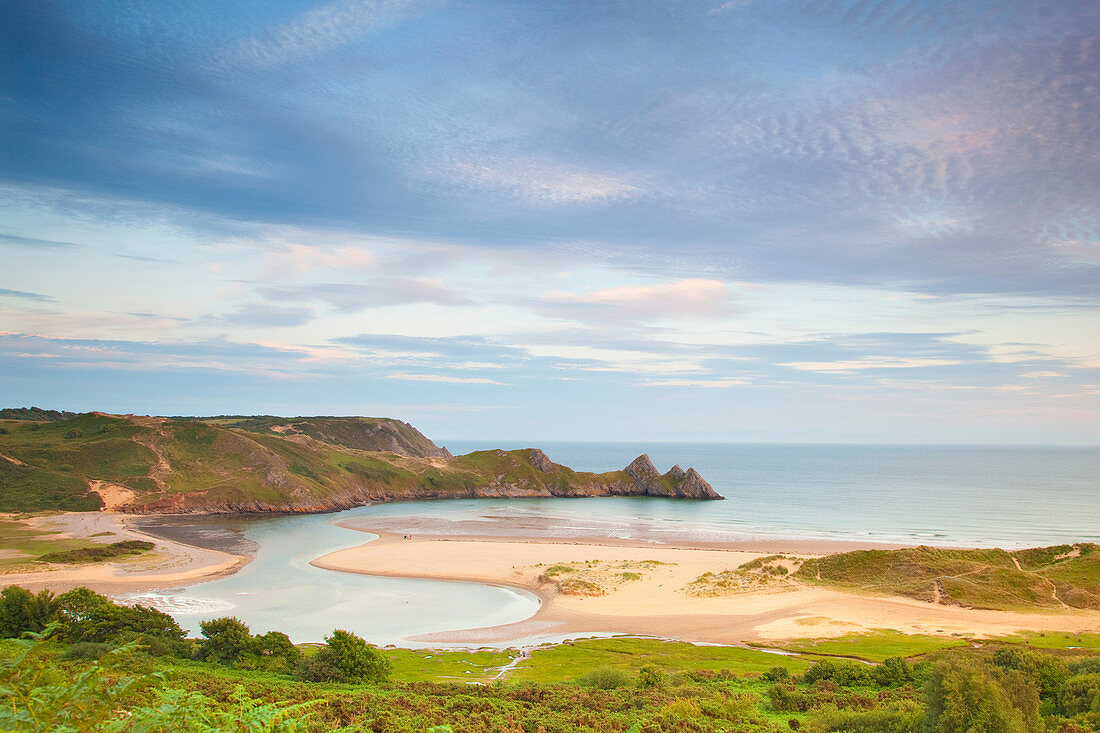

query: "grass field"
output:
509 636 810 684
0 517 103 571
752 629 968 662
385 647 515 683
990 631 1100 650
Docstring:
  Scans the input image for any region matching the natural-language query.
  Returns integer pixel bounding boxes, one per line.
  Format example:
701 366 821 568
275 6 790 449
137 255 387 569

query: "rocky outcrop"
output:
619 453 720 499
528 448 555 473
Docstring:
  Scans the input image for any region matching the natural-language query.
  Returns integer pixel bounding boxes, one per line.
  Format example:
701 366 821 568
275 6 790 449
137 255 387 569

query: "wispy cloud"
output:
386 373 506 385
539 279 737 324
443 155 642 205
0 288 55 303
225 0 422 69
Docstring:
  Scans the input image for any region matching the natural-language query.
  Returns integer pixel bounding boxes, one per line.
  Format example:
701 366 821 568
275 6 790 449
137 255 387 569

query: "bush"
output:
62 641 114 660
874 657 916 687
0 586 57 638
763 665 792 682
322 629 391 683
805 660 874 687
56 587 183 645
582 666 632 689
638 663 664 689
769 684 813 712
39 540 155 564
295 649 346 683
924 657 1040 733
198 617 254 665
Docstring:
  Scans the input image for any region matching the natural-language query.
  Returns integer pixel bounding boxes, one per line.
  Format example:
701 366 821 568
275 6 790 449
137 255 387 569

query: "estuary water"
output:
129 443 1099 644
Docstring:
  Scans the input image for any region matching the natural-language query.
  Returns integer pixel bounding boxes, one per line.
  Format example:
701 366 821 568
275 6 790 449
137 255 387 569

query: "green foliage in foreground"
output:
2 589 1099 731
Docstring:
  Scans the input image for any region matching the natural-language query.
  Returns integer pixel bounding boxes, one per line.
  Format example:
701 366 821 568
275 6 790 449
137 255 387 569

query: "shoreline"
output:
313 529 1100 646
0 512 250 595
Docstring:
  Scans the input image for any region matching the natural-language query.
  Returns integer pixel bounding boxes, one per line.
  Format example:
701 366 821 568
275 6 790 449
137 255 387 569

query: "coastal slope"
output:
0 411 721 514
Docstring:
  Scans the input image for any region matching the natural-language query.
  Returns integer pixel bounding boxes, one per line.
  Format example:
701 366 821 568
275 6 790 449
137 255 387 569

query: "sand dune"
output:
313 531 1100 645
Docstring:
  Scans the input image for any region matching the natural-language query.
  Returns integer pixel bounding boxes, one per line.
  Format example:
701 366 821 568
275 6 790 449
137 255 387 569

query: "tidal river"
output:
126 507 541 646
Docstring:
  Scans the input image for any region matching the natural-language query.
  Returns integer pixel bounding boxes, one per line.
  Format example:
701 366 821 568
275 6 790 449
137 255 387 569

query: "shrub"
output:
874 657 916 687
323 629 391 683
1058 673 1100 716
62 641 115 660
0 586 57 638
295 649 346 683
638 663 664 689
763 665 792 682
769 684 813 712
55 587 183 645
805 660 874 687
924 657 1040 733
198 617 254 665
582 666 632 689
39 540 155 564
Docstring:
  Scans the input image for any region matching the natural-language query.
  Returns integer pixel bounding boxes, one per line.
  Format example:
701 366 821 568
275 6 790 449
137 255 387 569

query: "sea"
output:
125 443 1099 645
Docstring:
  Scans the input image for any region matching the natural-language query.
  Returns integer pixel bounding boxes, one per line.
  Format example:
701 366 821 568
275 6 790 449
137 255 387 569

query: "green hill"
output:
0 412 720 514
797 543 1100 611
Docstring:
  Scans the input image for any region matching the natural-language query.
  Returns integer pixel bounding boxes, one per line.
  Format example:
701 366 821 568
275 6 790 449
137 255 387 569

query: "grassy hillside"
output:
0 413 717 514
797 543 1100 611
0 406 76 421
191 415 451 458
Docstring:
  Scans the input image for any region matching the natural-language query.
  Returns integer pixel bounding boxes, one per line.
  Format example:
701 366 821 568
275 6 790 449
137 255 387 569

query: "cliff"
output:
0 411 722 514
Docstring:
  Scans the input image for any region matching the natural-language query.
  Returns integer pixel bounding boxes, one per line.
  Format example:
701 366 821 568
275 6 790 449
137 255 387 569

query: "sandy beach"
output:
313 530 1100 645
0 512 248 594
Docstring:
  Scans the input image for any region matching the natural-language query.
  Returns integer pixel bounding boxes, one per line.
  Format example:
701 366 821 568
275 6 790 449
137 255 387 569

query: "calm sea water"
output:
128 443 1099 644
438 442 1100 548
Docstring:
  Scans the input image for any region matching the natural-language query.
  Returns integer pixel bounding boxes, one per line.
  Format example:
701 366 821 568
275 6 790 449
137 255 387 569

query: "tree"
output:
55 587 182 645
321 629 391 683
925 658 1041 733
0 586 56 638
198 617 254 665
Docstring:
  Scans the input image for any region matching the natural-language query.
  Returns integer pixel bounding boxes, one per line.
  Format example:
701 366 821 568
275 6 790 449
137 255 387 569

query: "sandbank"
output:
313 531 1100 645
0 512 248 594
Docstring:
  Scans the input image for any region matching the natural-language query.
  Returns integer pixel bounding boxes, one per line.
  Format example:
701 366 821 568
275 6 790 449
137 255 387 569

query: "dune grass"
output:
797 543 1100 611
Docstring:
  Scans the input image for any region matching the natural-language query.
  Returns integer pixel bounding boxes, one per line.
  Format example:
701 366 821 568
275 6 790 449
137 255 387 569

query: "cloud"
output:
442 155 642 205
780 357 964 374
261 277 473 312
0 288 55 303
213 304 316 328
0 234 82 250
225 0 422 69
539 279 737 324
258 242 378 279
643 377 748 388
386 373 506 385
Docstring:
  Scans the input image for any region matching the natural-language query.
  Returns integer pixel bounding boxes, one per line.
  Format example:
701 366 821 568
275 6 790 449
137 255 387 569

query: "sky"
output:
1 0 1098 444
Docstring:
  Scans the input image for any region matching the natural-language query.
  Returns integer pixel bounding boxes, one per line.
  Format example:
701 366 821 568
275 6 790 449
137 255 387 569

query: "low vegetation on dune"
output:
686 556 799 597
536 560 669 597
797 543 1100 611
37 540 154 564
1 587 1099 732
